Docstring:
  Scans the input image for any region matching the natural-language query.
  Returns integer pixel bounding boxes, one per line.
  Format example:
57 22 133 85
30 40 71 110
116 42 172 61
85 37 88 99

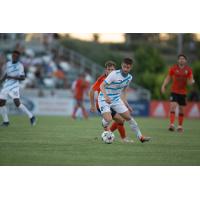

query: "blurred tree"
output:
93 34 99 42
134 45 166 99
191 61 200 90
61 38 123 68
125 33 160 45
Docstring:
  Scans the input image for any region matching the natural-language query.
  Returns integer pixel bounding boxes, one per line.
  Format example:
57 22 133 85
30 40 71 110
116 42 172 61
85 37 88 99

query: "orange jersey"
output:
169 64 193 95
74 79 89 100
92 74 106 109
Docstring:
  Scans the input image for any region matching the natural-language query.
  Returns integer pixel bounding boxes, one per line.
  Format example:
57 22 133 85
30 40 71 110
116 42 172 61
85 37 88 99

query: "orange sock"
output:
110 122 118 132
117 123 126 139
170 111 175 125
178 113 184 126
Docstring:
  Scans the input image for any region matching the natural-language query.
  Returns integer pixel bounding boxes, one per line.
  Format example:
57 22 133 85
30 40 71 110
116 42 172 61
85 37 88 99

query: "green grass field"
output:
0 116 200 166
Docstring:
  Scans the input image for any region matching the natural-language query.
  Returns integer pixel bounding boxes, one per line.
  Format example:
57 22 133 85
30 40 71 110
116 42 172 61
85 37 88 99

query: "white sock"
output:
128 118 142 139
0 106 9 122
18 104 33 118
102 118 111 129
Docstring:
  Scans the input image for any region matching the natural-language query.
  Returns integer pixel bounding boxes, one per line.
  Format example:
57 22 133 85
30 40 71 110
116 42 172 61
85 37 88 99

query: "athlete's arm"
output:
188 74 195 85
0 74 7 84
121 87 133 113
6 75 25 81
100 81 111 104
161 75 171 94
89 87 96 112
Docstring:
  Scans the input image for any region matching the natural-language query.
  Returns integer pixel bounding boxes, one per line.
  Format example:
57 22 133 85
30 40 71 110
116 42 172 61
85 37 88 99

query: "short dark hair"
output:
12 50 21 56
178 54 187 60
123 58 133 65
105 60 116 68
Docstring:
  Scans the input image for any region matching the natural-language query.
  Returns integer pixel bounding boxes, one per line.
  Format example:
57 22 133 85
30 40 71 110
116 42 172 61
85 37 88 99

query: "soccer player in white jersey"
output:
0 50 36 127
99 58 150 143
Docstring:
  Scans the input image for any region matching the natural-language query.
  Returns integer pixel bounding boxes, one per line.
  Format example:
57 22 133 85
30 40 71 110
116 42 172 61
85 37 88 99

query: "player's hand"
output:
105 96 111 104
90 105 96 113
161 86 166 94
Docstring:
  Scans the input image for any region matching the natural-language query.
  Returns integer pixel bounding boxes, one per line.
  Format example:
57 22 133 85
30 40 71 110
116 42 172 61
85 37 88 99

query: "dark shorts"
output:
97 108 117 118
170 92 186 106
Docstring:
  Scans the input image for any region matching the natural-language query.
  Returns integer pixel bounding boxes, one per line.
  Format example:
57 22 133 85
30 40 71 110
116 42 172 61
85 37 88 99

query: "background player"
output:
0 50 36 126
161 54 195 132
99 58 150 143
89 60 133 143
71 73 90 119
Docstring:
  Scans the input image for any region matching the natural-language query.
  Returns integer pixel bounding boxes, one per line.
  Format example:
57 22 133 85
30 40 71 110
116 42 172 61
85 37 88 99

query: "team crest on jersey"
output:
185 70 188 74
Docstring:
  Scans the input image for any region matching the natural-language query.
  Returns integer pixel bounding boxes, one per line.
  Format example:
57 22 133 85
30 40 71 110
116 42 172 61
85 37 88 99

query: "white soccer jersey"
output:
2 61 25 91
99 70 132 102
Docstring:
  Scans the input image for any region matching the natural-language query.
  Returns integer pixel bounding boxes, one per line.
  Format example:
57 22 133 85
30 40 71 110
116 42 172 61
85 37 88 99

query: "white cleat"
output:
121 137 134 143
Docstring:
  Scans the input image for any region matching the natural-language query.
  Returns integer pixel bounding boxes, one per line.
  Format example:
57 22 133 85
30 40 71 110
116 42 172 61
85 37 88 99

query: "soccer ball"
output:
101 131 115 144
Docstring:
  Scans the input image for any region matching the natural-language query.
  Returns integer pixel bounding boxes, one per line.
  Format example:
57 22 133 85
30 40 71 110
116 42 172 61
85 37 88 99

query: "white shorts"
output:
98 99 128 114
0 87 20 100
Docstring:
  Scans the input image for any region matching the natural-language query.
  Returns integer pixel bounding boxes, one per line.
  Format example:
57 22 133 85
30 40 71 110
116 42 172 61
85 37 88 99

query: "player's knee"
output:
102 118 112 128
179 109 184 115
170 103 177 111
123 115 132 121
128 118 137 126
105 117 112 123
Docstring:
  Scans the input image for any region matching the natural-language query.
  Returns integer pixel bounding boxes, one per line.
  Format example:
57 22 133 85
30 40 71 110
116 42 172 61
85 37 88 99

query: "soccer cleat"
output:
30 116 36 126
140 136 151 143
177 126 184 133
1 122 10 127
122 137 134 143
168 124 175 132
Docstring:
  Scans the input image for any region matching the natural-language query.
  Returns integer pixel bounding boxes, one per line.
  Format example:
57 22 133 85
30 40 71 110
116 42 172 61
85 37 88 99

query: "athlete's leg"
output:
0 90 9 125
169 101 178 131
102 112 113 131
14 98 33 118
112 113 126 139
170 102 177 124
72 99 80 119
177 105 185 132
13 98 36 125
79 101 88 119
119 111 142 139
98 99 112 131
112 101 150 143
0 99 9 125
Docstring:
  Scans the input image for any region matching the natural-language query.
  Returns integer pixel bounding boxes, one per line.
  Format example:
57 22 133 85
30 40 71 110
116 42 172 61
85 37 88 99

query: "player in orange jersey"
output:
89 60 133 143
71 73 89 119
161 54 195 132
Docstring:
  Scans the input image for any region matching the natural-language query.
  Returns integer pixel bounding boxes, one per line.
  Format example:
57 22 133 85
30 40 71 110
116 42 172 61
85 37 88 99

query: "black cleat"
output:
140 136 151 143
168 124 175 132
30 116 36 126
1 122 10 127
